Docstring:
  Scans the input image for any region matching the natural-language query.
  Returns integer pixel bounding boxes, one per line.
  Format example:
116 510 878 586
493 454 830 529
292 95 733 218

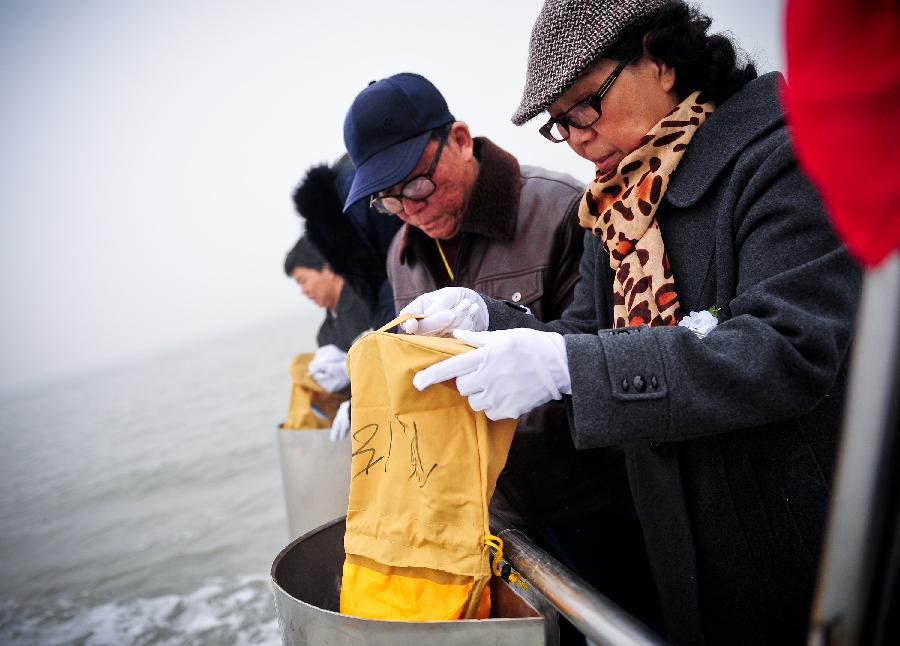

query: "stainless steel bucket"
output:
271 517 559 645
276 427 351 539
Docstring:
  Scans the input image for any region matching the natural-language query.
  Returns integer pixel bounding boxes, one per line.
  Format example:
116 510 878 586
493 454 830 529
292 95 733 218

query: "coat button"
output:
648 442 673 457
511 291 522 302
633 375 646 392
621 378 630 392
650 376 659 389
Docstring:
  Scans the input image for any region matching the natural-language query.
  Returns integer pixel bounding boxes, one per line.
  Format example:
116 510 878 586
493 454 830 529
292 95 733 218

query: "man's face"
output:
291 265 341 309
373 124 475 240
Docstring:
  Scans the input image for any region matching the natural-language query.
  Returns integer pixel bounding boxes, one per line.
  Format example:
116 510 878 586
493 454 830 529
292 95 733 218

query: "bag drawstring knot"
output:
483 534 528 590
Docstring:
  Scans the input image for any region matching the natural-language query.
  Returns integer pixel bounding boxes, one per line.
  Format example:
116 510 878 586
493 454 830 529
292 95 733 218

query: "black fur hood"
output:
292 158 401 312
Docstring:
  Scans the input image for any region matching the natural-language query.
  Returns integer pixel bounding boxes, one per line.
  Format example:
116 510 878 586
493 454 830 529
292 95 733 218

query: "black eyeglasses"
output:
370 130 448 215
539 58 633 143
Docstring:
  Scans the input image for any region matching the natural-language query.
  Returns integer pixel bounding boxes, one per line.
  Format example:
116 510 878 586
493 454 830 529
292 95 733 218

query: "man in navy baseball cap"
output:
343 73 455 211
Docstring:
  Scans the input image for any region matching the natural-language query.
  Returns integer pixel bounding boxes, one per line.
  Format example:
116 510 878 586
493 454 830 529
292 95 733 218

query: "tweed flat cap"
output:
513 0 668 125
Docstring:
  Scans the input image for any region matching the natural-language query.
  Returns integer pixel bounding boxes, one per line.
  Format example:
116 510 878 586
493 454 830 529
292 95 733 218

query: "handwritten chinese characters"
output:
351 415 437 489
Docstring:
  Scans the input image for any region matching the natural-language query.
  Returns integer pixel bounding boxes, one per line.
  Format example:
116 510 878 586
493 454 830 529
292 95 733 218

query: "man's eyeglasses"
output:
370 130 448 215
539 58 632 143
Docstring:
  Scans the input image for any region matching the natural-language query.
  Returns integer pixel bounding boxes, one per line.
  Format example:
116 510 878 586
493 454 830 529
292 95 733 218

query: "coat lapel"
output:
661 73 786 314
666 73 785 208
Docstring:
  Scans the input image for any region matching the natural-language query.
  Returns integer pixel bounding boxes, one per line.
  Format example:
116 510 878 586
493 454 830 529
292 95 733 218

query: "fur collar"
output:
397 137 520 265
293 161 399 309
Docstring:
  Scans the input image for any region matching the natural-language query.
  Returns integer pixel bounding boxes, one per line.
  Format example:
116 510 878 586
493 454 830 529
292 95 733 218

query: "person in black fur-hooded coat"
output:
292 154 401 329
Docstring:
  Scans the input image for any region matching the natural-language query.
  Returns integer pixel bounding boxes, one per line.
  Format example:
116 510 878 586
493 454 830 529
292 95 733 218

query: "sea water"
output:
0 316 322 645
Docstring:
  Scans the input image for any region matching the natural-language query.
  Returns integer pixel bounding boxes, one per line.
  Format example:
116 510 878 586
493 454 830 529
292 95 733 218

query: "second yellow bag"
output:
281 353 346 430
340 319 517 620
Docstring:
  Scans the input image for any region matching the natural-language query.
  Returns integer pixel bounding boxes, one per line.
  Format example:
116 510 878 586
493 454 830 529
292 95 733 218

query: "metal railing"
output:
807 253 900 646
491 519 667 646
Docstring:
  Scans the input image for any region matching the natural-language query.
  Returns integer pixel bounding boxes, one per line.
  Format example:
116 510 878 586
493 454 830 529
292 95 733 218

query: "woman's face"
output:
549 55 679 174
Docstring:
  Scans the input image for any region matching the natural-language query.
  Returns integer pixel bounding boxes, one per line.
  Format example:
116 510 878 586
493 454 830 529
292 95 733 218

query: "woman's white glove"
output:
309 344 349 393
399 287 489 336
412 328 571 420
329 400 351 442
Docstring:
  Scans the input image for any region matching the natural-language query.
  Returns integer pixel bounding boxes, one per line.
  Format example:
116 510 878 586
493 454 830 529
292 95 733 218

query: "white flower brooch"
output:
678 306 720 339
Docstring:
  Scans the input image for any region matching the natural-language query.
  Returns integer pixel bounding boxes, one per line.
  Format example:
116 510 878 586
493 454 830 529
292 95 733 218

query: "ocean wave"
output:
0 575 281 646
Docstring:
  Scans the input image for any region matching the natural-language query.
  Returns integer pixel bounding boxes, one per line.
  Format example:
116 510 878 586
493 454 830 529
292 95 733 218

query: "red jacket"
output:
783 0 900 267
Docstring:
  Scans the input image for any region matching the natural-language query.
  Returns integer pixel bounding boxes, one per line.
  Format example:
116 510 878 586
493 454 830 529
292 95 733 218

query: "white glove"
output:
412 328 571 420
399 287 489 336
329 400 351 442
309 344 349 393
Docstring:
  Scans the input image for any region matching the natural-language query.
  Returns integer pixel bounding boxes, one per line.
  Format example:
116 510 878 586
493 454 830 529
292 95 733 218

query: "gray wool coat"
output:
485 72 862 645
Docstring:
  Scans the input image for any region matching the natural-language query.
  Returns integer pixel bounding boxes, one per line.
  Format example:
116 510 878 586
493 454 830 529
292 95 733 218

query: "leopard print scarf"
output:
578 91 715 328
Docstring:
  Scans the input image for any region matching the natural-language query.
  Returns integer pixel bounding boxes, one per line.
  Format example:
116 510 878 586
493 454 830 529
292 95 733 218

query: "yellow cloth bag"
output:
281 353 347 430
340 316 517 621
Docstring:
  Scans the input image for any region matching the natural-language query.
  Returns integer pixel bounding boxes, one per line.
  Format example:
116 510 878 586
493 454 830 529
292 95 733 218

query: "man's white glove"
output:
399 287 489 336
412 328 571 420
309 344 349 393
329 400 351 442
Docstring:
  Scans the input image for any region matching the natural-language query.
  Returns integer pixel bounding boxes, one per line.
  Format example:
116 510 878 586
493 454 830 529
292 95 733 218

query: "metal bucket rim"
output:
270 515 545 626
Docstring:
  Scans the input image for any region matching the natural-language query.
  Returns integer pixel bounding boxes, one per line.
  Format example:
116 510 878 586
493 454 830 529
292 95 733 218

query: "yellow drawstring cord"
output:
435 239 455 281
484 535 503 575
483 534 528 590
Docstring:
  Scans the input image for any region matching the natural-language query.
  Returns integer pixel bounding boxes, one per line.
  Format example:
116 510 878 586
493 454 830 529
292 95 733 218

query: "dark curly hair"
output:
603 1 757 106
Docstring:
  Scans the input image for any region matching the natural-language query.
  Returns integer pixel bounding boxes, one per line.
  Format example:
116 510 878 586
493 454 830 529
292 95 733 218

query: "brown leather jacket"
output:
388 138 628 523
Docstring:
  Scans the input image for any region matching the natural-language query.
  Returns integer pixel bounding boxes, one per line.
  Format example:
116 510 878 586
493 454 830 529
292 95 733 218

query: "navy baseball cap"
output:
342 73 455 211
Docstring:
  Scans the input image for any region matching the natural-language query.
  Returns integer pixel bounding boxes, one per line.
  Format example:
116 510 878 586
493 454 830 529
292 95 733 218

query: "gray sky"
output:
0 0 783 395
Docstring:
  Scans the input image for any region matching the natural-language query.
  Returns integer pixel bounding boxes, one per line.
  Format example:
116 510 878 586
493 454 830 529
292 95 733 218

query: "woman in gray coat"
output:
403 1 861 644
